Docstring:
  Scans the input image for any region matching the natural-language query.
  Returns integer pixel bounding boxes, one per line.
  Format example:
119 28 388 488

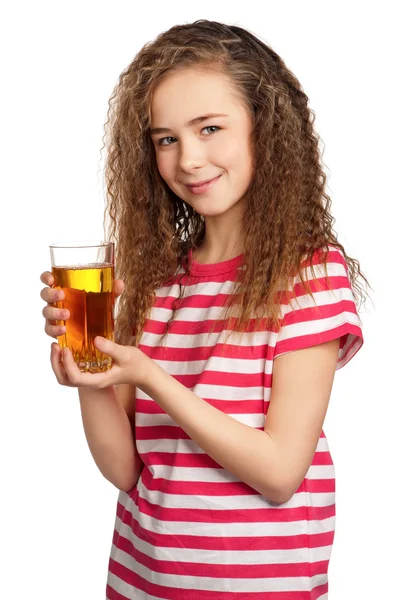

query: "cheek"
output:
220 140 251 175
154 152 172 180
156 154 165 177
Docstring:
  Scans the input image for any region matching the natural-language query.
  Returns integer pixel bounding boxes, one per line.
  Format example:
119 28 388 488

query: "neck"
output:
193 239 244 264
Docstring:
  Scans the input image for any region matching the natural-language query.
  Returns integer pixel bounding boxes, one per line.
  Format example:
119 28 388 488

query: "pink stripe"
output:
142 316 279 336
154 291 239 309
173 371 271 388
139 449 333 469
136 423 263 442
282 298 357 326
137 397 265 414
138 466 334 497
140 465 259 495
117 540 329 578
106 583 130 600
140 342 268 361
275 322 362 358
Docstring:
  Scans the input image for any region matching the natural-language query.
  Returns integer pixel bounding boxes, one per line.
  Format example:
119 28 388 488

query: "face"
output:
150 69 254 219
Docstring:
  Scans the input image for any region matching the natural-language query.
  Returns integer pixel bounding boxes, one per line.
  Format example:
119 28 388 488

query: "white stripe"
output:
147 464 240 483
136 412 265 428
156 278 237 298
144 463 334 483
141 327 275 349
138 437 206 453
107 574 166 600
137 384 267 402
300 257 347 280
153 300 243 322
152 355 269 376
137 478 335 510
112 516 333 565
281 285 354 314
277 307 360 343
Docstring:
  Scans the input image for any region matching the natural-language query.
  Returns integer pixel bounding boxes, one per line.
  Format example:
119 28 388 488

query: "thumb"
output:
94 336 123 359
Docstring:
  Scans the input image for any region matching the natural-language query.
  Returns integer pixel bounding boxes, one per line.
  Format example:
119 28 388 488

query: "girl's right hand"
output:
40 271 125 339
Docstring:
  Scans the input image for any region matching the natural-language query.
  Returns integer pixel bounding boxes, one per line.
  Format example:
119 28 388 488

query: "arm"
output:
139 338 340 505
78 383 143 492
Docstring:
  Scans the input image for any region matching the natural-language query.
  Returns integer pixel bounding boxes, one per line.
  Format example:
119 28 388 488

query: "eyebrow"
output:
150 113 229 136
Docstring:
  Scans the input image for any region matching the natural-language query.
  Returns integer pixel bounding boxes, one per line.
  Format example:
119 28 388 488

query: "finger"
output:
43 305 70 321
43 297 68 339
60 347 83 386
94 336 125 362
50 343 71 385
45 322 67 339
40 286 65 303
61 347 112 388
40 271 54 286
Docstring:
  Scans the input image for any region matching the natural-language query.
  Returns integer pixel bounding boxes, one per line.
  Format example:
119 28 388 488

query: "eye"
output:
157 125 221 146
157 136 176 147
202 125 220 135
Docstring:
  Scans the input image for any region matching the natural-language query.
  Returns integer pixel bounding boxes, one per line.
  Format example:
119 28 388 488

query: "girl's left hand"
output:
51 336 151 390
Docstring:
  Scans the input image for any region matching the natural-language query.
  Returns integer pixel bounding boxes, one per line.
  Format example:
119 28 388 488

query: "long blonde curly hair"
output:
101 19 371 349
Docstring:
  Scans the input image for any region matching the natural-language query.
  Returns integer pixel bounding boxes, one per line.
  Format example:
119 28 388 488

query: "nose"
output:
178 137 207 172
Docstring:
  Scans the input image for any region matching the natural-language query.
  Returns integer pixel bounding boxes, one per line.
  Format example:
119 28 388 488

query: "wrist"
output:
135 348 154 389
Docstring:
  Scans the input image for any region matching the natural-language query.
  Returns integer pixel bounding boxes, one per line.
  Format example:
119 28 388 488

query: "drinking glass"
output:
49 240 115 373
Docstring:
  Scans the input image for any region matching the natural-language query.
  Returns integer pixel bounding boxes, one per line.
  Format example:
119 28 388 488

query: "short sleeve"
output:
273 245 363 370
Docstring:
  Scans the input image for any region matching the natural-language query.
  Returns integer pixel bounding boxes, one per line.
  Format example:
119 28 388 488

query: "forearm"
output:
139 362 286 504
78 386 143 492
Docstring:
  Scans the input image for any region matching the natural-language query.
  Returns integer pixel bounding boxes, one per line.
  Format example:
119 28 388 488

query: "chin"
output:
195 207 232 217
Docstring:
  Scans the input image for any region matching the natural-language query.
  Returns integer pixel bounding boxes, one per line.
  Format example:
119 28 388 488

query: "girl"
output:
40 19 370 600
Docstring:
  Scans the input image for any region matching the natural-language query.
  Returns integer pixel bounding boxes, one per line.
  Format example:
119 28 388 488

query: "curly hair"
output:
101 19 371 349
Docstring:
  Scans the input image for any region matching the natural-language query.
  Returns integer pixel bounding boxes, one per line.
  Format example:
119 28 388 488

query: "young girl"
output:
40 19 370 600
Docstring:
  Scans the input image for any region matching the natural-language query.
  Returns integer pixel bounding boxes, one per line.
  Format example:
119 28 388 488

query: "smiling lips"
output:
185 175 222 194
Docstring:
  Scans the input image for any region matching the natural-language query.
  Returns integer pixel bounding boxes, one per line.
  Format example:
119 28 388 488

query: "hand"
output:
40 271 125 339
40 270 133 389
51 337 151 391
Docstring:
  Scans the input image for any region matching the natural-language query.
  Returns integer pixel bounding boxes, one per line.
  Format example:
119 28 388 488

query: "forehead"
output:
150 69 244 124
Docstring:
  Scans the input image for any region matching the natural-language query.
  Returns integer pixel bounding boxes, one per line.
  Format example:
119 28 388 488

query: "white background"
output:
1 1 396 598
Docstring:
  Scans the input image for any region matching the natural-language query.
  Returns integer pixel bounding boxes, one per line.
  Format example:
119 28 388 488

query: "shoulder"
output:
298 244 348 274
274 243 363 368
287 244 351 301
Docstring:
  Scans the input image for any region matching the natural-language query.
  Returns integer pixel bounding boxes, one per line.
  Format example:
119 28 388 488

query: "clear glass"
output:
49 241 115 373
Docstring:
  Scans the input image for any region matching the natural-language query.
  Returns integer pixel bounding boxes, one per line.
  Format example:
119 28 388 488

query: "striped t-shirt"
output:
106 244 363 600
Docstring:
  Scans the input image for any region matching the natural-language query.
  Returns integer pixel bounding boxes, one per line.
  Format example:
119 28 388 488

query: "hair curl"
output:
101 19 371 349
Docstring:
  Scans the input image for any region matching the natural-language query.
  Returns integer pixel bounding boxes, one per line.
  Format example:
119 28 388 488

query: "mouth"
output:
185 175 222 194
